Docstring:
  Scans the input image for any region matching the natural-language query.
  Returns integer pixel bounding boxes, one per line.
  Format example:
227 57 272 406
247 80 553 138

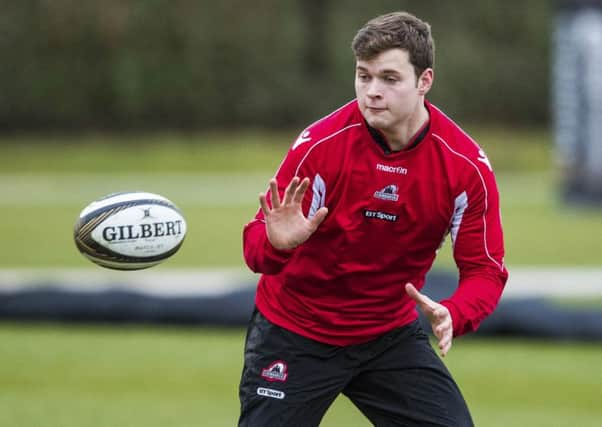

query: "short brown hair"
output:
351 11 435 78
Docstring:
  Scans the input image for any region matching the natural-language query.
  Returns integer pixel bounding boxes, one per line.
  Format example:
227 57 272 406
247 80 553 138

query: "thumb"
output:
405 283 423 303
309 207 328 230
405 282 436 310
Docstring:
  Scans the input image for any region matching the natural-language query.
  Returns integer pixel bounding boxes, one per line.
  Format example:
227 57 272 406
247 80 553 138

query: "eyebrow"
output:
356 66 401 76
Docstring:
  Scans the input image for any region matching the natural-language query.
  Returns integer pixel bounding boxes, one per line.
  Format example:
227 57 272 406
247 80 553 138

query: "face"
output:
355 49 433 134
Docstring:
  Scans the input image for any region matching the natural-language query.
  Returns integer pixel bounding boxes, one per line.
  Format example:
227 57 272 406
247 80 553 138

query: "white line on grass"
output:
0 267 601 298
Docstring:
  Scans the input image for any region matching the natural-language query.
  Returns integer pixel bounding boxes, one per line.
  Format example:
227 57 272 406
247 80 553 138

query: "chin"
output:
365 117 388 131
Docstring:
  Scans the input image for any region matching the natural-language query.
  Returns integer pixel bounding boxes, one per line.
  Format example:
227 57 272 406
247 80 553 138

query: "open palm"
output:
259 177 328 250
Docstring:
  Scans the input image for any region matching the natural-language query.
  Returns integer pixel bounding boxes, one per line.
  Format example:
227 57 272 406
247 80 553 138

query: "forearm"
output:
439 268 507 337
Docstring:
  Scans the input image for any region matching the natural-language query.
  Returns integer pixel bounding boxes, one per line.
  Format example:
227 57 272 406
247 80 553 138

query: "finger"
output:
433 316 453 357
404 282 419 300
439 331 452 351
405 283 433 311
269 179 281 209
283 177 300 205
439 333 453 357
434 320 450 338
309 207 329 230
293 177 310 204
259 193 270 216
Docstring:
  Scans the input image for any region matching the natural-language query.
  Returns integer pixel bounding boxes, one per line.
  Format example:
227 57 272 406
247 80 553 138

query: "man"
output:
238 11 507 427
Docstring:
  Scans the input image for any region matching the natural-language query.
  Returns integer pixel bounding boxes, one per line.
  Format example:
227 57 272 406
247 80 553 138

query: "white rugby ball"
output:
74 192 187 270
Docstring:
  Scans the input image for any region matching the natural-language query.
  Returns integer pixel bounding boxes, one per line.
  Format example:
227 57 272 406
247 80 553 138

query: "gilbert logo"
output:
102 220 184 242
140 208 154 219
257 387 285 400
261 361 288 382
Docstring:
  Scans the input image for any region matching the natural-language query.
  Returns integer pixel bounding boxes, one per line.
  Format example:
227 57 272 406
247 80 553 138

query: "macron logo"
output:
477 149 492 171
292 130 311 150
376 163 408 175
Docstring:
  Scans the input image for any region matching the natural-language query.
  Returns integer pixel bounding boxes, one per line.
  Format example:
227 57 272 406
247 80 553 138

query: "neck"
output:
382 102 429 151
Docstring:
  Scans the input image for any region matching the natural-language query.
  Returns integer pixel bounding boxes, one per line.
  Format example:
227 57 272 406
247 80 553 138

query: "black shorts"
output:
238 309 473 427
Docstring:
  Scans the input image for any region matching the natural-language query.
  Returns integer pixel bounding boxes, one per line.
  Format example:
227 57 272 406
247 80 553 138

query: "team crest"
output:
374 184 399 202
261 361 288 382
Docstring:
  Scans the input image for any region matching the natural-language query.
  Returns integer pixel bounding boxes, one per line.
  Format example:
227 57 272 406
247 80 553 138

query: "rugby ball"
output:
74 192 187 270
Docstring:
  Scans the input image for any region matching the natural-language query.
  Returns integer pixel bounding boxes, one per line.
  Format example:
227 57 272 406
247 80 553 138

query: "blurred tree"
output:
0 0 552 132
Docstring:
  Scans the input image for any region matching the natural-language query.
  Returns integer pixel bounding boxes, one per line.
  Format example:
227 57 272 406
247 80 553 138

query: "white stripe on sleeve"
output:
450 191 468 246
308 174 326 218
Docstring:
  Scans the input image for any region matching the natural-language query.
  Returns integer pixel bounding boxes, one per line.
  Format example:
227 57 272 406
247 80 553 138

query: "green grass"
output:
468 125 552 172
1 171 600 268
0 130 600 427
0 126 552 174
448 338 602 426
0 132 289 174
0 323 601 427
433 171 602 268
0 204 257 267
0 128 601 268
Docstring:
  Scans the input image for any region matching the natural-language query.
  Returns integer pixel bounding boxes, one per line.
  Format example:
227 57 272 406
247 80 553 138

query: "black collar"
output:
367 121 430 154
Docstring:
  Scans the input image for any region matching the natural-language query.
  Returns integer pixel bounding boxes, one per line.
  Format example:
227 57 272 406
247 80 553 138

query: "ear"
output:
417 68 434 95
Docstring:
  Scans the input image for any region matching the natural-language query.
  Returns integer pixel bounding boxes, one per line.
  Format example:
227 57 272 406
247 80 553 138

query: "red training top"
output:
243 99 508 346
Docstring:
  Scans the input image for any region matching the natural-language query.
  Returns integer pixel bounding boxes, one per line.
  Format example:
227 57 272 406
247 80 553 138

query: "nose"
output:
366 80 382 99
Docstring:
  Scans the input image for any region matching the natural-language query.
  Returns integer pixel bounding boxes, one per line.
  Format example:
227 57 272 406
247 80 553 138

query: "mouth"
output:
366 106 386 112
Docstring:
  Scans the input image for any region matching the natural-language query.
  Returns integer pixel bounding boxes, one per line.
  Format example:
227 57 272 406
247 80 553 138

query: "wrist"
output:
265 238 296 260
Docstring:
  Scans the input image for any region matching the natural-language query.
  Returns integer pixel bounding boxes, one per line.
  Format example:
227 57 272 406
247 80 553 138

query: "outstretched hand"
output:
259 177 328 250
405 283 453 357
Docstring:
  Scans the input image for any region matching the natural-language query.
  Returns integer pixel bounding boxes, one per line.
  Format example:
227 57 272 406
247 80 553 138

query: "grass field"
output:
1 129 601 426
0 129 600 268
1 323 601 427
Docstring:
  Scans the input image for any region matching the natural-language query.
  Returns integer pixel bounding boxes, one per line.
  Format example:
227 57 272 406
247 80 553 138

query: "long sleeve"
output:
242 133 319 275
243 217 295 275
439 150 509 337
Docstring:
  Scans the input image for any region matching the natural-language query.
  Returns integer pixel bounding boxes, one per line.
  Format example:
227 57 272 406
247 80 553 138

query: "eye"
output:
384 76 399 83
357 73 370 82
